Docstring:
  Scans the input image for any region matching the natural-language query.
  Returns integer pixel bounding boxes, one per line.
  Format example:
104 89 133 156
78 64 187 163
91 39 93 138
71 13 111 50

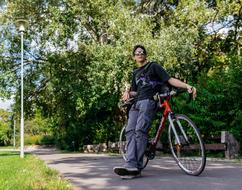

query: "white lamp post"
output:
16 19 28 158
13 119 16 149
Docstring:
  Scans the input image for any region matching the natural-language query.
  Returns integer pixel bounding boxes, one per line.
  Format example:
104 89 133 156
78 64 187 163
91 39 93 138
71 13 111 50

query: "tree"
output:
0 0 241 149
0 109 11 145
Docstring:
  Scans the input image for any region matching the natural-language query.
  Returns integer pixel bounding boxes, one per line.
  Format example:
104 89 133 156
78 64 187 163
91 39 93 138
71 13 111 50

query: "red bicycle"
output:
119 89 206 176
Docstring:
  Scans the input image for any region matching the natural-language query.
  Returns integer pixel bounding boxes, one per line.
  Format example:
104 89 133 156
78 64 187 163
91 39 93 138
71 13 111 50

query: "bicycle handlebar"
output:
153 88 193 103
119 88 193 108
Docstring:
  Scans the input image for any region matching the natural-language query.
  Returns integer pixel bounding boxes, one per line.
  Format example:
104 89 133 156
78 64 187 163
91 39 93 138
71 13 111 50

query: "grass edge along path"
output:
0 151 73 190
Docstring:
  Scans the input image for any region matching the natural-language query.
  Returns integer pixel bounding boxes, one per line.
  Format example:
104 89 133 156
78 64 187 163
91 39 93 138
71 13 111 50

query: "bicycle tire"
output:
119 124 149 169
168 114 206 176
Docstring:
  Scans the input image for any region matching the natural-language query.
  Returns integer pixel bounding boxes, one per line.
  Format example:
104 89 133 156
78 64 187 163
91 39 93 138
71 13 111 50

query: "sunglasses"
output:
134 51 145 56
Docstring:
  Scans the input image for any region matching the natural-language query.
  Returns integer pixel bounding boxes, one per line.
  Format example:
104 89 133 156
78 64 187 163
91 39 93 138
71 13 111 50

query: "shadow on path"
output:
33 148 242 190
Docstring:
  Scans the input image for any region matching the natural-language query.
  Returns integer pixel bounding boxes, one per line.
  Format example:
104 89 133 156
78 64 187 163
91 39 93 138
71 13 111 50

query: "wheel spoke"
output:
169 114 206 176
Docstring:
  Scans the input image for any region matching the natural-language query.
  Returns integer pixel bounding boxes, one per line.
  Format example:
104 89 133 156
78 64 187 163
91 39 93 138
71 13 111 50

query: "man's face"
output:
134 47 146 63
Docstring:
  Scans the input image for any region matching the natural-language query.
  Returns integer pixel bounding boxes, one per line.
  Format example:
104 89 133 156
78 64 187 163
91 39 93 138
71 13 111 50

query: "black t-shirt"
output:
131 62 170 101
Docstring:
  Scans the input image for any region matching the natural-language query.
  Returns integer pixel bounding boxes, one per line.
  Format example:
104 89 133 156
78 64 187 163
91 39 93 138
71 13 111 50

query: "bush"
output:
24 135 55 145
0 122 11 146
24 135 42 145
40 135 55 145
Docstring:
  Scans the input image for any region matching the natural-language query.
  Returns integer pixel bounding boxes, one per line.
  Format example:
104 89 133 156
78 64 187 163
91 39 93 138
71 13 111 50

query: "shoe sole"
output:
120 173 141 179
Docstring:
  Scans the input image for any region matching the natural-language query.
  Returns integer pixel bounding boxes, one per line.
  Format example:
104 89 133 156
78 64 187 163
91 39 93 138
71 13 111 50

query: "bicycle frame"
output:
119 90 206 175
151 96 181 148
151 98 171 146
119 91 206 176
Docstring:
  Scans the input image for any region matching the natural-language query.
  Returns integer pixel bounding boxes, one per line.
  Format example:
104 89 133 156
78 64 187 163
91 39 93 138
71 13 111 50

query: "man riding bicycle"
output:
114 44 196 178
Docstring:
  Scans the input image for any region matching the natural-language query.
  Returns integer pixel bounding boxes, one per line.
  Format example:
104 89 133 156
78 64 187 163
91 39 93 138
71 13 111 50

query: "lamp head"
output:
15 19 28 32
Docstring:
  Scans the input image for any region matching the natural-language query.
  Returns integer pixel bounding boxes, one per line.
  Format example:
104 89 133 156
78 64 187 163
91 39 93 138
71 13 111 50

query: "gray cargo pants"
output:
125 99 157 169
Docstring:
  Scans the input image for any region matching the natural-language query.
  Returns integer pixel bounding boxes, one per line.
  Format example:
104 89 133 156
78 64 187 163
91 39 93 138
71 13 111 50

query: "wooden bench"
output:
83 131 240 159
204 131 240 159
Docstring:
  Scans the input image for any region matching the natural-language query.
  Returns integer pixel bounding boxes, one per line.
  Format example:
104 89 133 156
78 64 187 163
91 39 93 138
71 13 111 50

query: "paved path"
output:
32 148 242 190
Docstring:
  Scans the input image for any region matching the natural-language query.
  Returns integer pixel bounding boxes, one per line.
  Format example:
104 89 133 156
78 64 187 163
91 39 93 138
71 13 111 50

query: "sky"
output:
0 98 14 111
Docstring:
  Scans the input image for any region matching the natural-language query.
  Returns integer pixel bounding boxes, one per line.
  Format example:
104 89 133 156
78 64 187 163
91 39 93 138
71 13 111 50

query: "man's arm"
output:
122 91 137 101
168 77 197 99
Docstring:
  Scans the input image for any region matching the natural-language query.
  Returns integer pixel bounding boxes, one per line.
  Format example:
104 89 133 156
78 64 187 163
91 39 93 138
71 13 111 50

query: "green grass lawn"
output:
0 151 73 190
0 146 16 149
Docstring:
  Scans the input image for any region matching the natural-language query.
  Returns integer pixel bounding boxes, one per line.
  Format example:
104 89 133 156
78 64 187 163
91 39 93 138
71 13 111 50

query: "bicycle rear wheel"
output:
168 114 206 176
119 124 149 169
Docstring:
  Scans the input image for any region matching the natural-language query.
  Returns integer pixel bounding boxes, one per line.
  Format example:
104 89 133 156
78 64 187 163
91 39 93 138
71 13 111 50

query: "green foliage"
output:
25 109 50 135
40 135 55 145
0 122 10 145
0 109 11 145
24 134 42 145
23 134 55 145
0 0 241 150
173 56 242 141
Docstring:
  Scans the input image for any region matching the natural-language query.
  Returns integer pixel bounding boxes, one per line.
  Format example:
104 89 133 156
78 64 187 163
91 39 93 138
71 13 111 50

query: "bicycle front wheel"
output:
119 124 149 169
168 114 206 176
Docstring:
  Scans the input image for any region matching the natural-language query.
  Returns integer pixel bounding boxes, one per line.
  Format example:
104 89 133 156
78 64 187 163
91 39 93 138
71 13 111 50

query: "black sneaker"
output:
113 167 141 179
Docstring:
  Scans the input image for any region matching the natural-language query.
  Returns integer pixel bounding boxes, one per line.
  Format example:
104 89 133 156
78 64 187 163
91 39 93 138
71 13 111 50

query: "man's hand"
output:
122 91 137 101
122 91 130 101
186 85 197 100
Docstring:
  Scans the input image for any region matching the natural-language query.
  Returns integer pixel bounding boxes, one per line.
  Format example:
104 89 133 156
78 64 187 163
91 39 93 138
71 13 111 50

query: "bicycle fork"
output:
168 113 190 146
